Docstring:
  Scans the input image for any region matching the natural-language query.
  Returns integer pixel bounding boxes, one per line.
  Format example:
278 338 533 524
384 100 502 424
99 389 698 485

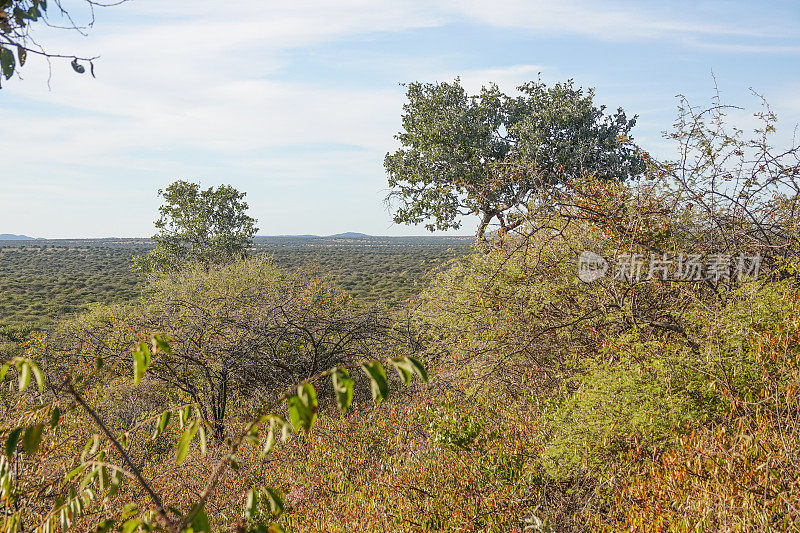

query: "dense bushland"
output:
1 92 798 531
0 258 428 531
0 243 142 328
0 237 468 330
402 95 800 530
413 230 799 530
43 258 417 441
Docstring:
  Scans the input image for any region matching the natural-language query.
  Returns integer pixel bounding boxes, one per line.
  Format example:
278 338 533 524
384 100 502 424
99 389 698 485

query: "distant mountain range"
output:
328 232 371 238
0 233 371 240
0 234 36 240
1 232 470 241
256 232 372 238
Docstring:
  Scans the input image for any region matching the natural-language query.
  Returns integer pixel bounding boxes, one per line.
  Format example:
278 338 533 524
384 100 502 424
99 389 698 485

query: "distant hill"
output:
255 232 372 239
328 232 371 238
0 234 35 240
255 234 319 238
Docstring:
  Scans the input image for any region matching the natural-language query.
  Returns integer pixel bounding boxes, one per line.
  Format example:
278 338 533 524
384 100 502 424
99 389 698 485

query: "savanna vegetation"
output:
0 236 469 331
1 80 799 532
0 241 144 329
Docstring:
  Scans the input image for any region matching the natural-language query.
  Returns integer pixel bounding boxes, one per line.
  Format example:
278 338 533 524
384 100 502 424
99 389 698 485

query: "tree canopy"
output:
134 180 258 273
384 78 644 239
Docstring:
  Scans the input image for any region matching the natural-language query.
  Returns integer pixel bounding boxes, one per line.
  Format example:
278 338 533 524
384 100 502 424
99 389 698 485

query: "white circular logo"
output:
577 251 608 283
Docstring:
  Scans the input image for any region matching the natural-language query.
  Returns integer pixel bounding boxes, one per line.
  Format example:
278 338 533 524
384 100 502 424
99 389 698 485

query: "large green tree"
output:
134 180 258 273
385 78 644 239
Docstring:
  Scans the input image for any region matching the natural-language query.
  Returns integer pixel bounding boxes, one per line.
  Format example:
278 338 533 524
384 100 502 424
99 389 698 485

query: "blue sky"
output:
1 0 799 238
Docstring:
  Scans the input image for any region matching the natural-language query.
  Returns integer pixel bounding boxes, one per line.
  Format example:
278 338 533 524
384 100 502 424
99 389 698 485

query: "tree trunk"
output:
212 373 227 441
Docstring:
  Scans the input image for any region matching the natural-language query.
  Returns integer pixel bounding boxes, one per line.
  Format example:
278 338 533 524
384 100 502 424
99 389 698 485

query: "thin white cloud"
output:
1 0 798 237
436 0 795 42
679 39 800 55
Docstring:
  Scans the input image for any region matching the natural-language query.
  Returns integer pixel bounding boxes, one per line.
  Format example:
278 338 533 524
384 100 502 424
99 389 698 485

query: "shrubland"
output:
1 89 798 531
0 237 468 330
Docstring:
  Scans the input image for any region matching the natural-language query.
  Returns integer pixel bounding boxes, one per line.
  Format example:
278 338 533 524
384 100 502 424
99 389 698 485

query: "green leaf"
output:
132 342 151 385
88 433 100 455
0 47 15 80
50 406 61 428
198 424 207 457
280 417 292 440
18 361 31 391
22 424 43 455
175 419 198 464
406 356 429 382
99 460 109 492
141 342 151 367
16 46 25 67
331 368 354 413
121 503 139 519
6 427 22 459
189 504 211 533
152 334 172 355
0 363 9 382
154 411 171 438
263 488 284 517
244 488 258 519
286 396 309 433
261 415 288 457
133 352 143 384
360 361 389 403
26 4 41 19
388 357 412 385
108 469 121 497
65 463 87 481
178 405 190 428
71 58 85 74
298 382 317 408
78 465 96 491
388 356 428 385
121 519 140 533
30 362 44 391
95 519 115 533
287 383 317 435
245 426 259 444
262 427 276 457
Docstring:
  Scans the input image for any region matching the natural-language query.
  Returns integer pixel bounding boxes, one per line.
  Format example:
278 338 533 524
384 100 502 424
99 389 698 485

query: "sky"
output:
1 0 799 238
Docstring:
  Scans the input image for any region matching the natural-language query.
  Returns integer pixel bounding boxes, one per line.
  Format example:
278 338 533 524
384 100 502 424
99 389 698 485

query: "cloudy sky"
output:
1 0 799 238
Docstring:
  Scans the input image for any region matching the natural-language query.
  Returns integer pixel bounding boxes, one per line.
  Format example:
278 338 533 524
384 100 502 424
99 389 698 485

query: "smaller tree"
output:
134 180 258 273
49 257 415 441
